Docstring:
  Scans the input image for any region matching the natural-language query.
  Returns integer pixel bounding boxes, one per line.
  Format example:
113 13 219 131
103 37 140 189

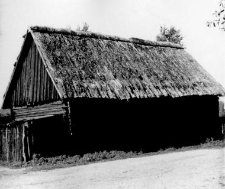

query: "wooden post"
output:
22 121 32 162
6 127 9 162
22 123 27 162
19 125 22 162
0 128 2 160
16 126 19 161
65 101 72 135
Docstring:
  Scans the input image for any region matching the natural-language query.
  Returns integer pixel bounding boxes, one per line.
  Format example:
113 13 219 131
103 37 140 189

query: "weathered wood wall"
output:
0 100 69 162
0 110 70 162
0 123 23 162
0 121 36 162
3 37 60 108
13 101 67 122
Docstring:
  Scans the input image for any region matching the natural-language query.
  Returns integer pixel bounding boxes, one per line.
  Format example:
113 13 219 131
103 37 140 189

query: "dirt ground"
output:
0 148 224 189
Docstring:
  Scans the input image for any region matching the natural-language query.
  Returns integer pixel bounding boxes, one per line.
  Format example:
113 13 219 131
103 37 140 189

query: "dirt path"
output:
0 148 225 189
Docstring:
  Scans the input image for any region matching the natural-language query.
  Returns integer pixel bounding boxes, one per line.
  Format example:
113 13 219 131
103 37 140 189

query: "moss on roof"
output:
29 26 225 99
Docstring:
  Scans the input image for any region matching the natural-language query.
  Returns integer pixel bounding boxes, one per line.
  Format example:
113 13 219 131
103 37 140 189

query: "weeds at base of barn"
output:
0 138 224 170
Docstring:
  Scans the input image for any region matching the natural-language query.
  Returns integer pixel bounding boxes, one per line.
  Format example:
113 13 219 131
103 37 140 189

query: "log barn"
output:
0 26 225 162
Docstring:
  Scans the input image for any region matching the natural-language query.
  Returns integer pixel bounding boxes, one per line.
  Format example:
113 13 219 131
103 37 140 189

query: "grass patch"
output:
1 138 224 171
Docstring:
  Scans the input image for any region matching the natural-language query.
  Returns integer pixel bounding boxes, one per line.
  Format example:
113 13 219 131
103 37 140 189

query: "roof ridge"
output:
29 26 184 49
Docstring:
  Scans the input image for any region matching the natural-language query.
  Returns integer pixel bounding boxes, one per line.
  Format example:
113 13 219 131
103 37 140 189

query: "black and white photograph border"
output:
0 0 225 188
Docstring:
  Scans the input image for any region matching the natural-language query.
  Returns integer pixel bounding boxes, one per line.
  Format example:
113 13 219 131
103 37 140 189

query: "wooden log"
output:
5 127 9 161
3 128 7 161
11 127 14 162
26 55 29 104
22 123 27 162
9 127 13 162
17 75 20 106
28 47 33 104
9 127 12 161
51 78 54 100
15 105 66 113
32 42 36 103
34 43 38 103
13 101 66 121
12 127 15 162
21 56 25 105
43 60 47 100
14 79 18 107
25 51 30 104
31 42 35 103
27 129 30 159
12 128 15 161
25 55 29 103
6 128 9 162
29 121 34 159
8 128 11 161
13 90 16 107
1 129 4 161
17 79 21 106
46 70 50 101
219 100 225 118
16 126 18 162
0 129 1 159
42 59 46 101
66 101 72 134
37 53 41 103
18 125 22 162
20 64 23 105
15 112 66 119
15 127 17 161
14 107 65 115
23 58 27 104
45 66 49 101
21 121 33 162
13 100 64 109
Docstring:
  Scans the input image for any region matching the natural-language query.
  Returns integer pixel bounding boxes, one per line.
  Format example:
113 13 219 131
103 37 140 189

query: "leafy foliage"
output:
1 139 224 169
207 0 225 30
76 22 90 32
156 26 184 45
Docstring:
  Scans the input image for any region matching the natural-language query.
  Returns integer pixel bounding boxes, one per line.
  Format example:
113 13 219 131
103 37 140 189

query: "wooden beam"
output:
13 101 66 122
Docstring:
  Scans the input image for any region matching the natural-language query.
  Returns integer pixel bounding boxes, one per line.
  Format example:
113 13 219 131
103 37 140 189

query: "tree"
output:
156 26 184 45
207 0 225 31
76 22 90 32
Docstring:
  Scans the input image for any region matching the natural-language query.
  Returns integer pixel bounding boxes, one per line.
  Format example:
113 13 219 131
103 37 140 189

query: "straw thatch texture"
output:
29 26 225 99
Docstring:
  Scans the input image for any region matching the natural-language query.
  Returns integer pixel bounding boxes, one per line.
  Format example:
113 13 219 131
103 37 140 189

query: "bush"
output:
5 139 223 169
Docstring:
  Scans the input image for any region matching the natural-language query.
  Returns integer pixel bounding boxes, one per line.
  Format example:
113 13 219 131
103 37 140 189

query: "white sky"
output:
0 0 225 106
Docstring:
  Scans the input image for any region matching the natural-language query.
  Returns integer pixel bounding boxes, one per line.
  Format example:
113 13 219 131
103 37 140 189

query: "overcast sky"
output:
0 0 224 106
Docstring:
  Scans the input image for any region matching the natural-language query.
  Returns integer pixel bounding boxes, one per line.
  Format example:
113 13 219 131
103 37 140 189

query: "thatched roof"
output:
27 26 225 99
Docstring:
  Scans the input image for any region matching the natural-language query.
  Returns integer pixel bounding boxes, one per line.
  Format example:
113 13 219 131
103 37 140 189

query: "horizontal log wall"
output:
9 39 60 107
13 101 67 121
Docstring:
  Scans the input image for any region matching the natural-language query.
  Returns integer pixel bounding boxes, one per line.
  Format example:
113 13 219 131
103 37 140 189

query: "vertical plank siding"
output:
0 124 24 162
10 40 60 107
0 113 69 162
